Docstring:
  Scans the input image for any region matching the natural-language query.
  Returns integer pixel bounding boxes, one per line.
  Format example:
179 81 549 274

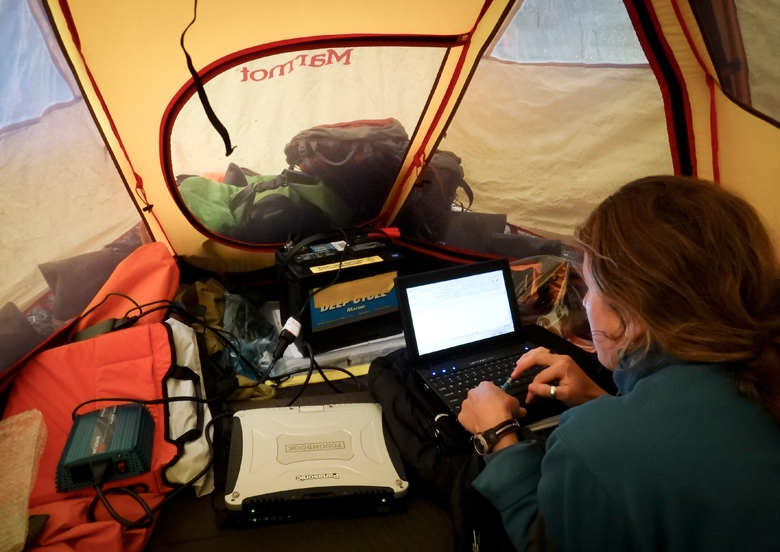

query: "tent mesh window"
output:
166 45 446 245
0 0 138 314
437 0 674 253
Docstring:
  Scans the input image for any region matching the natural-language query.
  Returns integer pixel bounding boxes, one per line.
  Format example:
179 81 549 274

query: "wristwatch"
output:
473 418 522 456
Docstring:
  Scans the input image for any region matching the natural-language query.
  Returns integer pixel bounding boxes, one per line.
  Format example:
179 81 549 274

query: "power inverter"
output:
56 403 154 492
276 231 405 354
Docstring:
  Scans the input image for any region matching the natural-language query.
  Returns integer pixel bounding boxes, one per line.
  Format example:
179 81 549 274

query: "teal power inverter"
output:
56 403 155 492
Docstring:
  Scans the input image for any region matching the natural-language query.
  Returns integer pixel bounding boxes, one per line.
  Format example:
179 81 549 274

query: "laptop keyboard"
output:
428 355 546 413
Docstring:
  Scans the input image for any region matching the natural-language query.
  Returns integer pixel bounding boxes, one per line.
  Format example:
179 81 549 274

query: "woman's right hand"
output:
513 347 608 408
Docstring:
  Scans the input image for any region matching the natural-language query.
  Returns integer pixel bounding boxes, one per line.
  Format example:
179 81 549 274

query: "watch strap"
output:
474 418 522 456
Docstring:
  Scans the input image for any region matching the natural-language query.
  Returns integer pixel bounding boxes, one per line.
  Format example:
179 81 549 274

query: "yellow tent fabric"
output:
648 0 780 241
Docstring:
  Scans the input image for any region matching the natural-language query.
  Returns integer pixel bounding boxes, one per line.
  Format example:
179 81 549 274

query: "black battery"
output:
276 232 406 354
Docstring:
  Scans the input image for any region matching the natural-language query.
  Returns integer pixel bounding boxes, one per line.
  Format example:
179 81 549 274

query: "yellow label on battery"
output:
309 256 383 274
312 272 397 310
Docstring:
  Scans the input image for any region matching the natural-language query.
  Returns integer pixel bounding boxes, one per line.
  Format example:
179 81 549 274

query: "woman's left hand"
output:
458 381 527 435
515 347 607 408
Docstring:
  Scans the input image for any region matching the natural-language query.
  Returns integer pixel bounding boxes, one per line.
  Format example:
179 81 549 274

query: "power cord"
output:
280 342 361 406
71 385 238 421
73 291 279 396
88 411 233 527
72 295 246 372
269 228 351 365
77 227 375 405
267 228 361 405
77 292 140 322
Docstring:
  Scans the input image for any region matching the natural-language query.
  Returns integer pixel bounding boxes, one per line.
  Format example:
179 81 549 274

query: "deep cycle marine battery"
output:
276 232 405 354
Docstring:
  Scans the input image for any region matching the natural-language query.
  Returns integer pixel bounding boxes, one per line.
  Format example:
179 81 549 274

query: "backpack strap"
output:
229 169 320 219
460 180 474 209
165 364 205 446
310 140 360 166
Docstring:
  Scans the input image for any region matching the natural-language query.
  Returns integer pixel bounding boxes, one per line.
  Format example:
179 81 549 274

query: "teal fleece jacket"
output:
473 354 780 552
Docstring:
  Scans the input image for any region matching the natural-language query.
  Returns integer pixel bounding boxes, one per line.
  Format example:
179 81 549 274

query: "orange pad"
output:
4 323 179 552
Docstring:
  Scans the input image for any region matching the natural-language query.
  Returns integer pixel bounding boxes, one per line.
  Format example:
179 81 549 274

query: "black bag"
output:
395 150 474 242
368 349 515 552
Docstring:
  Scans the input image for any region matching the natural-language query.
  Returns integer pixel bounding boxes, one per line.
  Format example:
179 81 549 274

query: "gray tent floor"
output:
147 385 455 552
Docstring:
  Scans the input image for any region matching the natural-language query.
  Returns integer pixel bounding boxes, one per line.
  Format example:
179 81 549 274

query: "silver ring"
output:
550 385 557 399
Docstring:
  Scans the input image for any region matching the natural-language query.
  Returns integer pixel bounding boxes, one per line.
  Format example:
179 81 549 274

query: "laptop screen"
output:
405 268 515 355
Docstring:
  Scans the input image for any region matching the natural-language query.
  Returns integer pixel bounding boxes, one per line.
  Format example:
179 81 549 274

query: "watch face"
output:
473 433 491 456
473 420 520 456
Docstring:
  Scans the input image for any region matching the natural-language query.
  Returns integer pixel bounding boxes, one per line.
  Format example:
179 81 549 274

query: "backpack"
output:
394 150 474 242
284 118 410 222
225 119 410 243
223 165 353 244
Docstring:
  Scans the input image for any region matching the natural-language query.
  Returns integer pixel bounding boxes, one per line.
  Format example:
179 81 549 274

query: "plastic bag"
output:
510 256 595 352
221 292 276 381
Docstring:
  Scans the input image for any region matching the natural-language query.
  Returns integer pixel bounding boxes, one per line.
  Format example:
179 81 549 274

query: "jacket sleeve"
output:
472 441 545 551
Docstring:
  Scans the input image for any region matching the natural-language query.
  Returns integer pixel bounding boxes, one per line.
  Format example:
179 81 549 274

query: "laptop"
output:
395 258 567 423
224 403 408 524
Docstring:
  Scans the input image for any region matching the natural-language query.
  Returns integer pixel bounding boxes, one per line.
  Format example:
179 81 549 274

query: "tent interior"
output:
1 0 779 550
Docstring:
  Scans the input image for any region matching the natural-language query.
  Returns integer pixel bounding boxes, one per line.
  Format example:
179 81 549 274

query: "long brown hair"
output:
576 175 780 421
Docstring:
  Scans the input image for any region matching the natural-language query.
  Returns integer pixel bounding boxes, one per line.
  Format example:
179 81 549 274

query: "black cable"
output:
278 365 360 383
128 301 249 383
276 365 361 392
120 299 262 381
164 304 263 379
92 485 155 528
122 299 175 319
71 390 234 421
315 365 343 394
283 343 361 406
89 411 233 528
117 299 270 383
303 343 344 395
76 292 140 324
286 361 315 407
296 228 350 320
265 228 352 375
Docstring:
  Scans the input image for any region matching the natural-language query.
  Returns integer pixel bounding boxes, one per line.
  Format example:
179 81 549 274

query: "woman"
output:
459 176 780 552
